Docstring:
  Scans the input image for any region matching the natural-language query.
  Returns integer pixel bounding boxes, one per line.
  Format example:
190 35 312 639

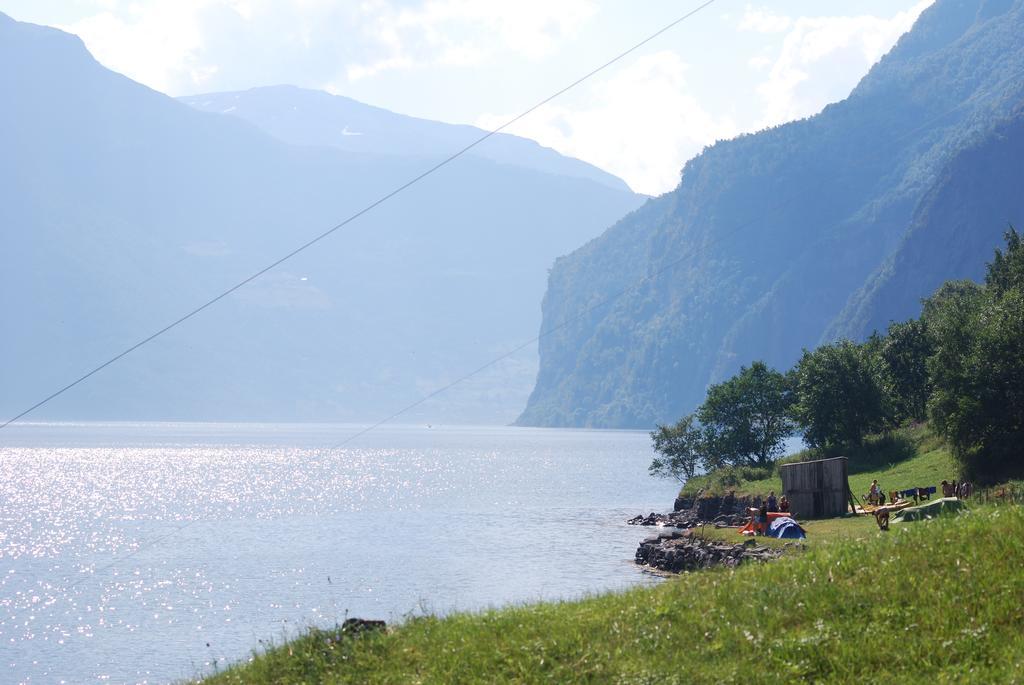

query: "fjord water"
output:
0 423 672 683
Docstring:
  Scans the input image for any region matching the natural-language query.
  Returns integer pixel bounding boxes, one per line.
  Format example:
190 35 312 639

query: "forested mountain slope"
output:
518 0 1024 428
831 107 1024 338
0 12 643 423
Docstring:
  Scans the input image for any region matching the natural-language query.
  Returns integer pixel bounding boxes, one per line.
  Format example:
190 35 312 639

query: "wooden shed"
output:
780 456 851 519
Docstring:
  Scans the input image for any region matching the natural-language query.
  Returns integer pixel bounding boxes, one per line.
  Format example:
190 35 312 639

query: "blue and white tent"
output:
768 516 807 539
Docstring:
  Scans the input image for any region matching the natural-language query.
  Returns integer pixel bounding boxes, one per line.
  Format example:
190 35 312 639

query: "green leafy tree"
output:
966 289 1024 476
879 318 933 424
649 414 703 482
928 229 1024 481
696 361 795 468
649 362 794 480
922 280 985 445
984 226 1024 295
793 340 888 449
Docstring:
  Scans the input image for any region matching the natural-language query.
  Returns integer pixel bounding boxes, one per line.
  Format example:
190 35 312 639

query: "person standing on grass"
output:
767 491 778 512
758 502 769 535
778 495 790 513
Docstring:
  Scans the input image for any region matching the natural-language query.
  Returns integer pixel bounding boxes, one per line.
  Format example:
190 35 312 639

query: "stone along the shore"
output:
634 530 785 574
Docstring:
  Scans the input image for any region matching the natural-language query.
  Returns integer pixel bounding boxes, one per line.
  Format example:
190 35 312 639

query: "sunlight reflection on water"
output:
0 423 674 683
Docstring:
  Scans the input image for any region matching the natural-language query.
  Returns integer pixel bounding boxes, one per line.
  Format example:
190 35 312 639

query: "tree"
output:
649 414 703 482
696 361 795 468
966 289 1024 477
879 318 933 424
984 226 1023 296
793 340 888 449
922 280 985 447
928 229 1024 481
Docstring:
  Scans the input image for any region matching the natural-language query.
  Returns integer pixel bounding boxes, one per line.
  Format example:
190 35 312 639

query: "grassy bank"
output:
201 503 1024 683
694 513 877 549
679 424 956 500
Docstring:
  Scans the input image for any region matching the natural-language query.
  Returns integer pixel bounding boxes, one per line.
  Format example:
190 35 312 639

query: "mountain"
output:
518 0 1024 428
0 12 643 424
180 85 632 194
830 106 1024 338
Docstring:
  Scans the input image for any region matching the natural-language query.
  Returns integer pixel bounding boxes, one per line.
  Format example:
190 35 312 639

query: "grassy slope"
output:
680 424 956 500
695 514 878 549
202 504 1024 684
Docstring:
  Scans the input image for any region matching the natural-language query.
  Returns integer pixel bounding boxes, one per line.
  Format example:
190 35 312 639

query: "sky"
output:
2 0 934 195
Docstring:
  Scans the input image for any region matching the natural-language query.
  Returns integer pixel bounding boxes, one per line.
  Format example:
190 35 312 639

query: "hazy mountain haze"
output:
0 11 643 424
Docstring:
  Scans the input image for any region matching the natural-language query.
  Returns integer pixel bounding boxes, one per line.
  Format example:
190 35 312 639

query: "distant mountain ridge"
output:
518 0 1024 428
180 85 633 194
0 11 643 424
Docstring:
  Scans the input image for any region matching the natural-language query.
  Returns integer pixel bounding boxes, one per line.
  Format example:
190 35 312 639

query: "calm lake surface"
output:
0 422 675 684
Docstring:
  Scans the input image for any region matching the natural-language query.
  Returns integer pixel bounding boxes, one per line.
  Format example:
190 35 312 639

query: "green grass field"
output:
200 502 1024 684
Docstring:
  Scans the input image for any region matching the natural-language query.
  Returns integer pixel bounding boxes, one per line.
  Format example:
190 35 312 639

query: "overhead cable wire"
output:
0 0 719 432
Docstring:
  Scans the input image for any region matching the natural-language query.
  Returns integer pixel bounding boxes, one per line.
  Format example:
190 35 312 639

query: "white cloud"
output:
739 6 791 34
471 2 933 196
61 0 213 94
346 0 596 81
346 55 416 82
750 0 934 127
748 54 772 71
477 51 738 196
57 0 596 92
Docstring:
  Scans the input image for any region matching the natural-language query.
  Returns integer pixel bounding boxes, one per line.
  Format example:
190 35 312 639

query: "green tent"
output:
891 497 968 523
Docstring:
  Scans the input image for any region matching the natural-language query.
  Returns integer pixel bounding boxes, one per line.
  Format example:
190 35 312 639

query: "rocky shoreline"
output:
628 492 766 530
629 492 793 574
634 529 785 573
